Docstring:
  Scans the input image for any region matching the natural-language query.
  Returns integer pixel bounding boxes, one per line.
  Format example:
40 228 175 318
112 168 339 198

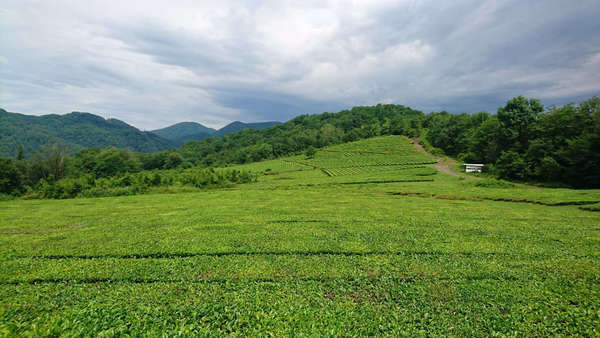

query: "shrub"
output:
495 151 527 180
0 158 23 195
535 156 562 181
305 146 317 159
474 179 516 188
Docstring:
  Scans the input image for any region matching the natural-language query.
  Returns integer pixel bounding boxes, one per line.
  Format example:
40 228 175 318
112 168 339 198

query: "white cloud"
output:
1 0 599 129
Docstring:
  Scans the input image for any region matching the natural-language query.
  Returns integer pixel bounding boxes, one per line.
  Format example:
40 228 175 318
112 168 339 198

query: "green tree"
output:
496 151 528 180
305 146 317 159
93 148 140 178
318 124 343 146
0 158 23 194
535 157 562 182
30 143 68 183
16 144 24 161
164 152 183 169
497 96 543 152
467 116 501 163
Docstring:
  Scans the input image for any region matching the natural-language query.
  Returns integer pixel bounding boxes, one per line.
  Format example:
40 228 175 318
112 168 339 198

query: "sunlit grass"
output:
1 135 599 335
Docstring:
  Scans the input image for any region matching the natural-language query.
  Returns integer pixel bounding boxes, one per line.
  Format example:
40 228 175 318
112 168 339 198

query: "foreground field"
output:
1 136 599 335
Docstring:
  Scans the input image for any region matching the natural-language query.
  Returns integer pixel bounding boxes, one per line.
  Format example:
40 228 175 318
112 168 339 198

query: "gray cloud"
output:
211 87 346 122
1 0 599 129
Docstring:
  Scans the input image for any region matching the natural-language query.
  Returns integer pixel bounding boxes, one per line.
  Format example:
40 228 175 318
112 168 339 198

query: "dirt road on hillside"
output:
412 138 481 180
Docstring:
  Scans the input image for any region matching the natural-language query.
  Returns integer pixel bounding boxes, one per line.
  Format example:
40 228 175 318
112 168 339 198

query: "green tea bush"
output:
579 203 600 212
0 193 15 201
474 179 516 188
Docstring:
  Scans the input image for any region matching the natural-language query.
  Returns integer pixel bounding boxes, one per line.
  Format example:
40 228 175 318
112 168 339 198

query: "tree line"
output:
424 96 599 187
0 145 255 199
1 96 598 198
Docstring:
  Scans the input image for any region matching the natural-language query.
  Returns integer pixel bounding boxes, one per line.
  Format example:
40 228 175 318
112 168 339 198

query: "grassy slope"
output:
1 136 599 335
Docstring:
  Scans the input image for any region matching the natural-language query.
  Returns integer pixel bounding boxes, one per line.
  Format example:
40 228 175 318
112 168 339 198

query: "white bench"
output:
464 163 484 173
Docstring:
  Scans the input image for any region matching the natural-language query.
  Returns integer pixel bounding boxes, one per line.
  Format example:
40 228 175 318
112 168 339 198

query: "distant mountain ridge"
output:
0 108 280 158
151 122 216 140
0 108 174 158
151 120 280 146
214 121 280 137
151 122 216 146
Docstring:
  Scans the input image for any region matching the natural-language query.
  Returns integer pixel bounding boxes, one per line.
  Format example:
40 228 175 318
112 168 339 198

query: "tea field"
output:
1 136 599 335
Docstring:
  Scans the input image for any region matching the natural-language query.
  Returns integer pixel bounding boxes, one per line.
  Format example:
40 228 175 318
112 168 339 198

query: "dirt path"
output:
411 137 481 180
411 138 545 188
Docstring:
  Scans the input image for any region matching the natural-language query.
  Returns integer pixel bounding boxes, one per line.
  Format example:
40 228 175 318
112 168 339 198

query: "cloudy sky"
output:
1 1 599 130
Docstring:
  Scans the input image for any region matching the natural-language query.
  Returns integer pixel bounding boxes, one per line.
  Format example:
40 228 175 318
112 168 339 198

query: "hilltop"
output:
0 108 174 157
151 120 280 146
214 121 280 137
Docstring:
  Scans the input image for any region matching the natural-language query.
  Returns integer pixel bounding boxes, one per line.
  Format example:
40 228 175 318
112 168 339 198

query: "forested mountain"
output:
0 108 174 157
214 121 280 137
0 109 280 157
151 122 217 146
151 120 280 146
176 105 423 166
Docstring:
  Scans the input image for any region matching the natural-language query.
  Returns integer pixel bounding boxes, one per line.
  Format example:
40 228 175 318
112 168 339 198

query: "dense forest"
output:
424 96 599 187
0 109 173 156
176 104 424 166
0 144 256 199
0 109 280 157
1 96 598 199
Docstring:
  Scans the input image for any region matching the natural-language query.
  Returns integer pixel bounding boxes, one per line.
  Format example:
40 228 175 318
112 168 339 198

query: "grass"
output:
1 135 599 335
580 203 600 212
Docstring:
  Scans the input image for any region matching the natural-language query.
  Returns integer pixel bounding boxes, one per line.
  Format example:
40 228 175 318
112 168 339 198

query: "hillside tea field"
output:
1 136 599 335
